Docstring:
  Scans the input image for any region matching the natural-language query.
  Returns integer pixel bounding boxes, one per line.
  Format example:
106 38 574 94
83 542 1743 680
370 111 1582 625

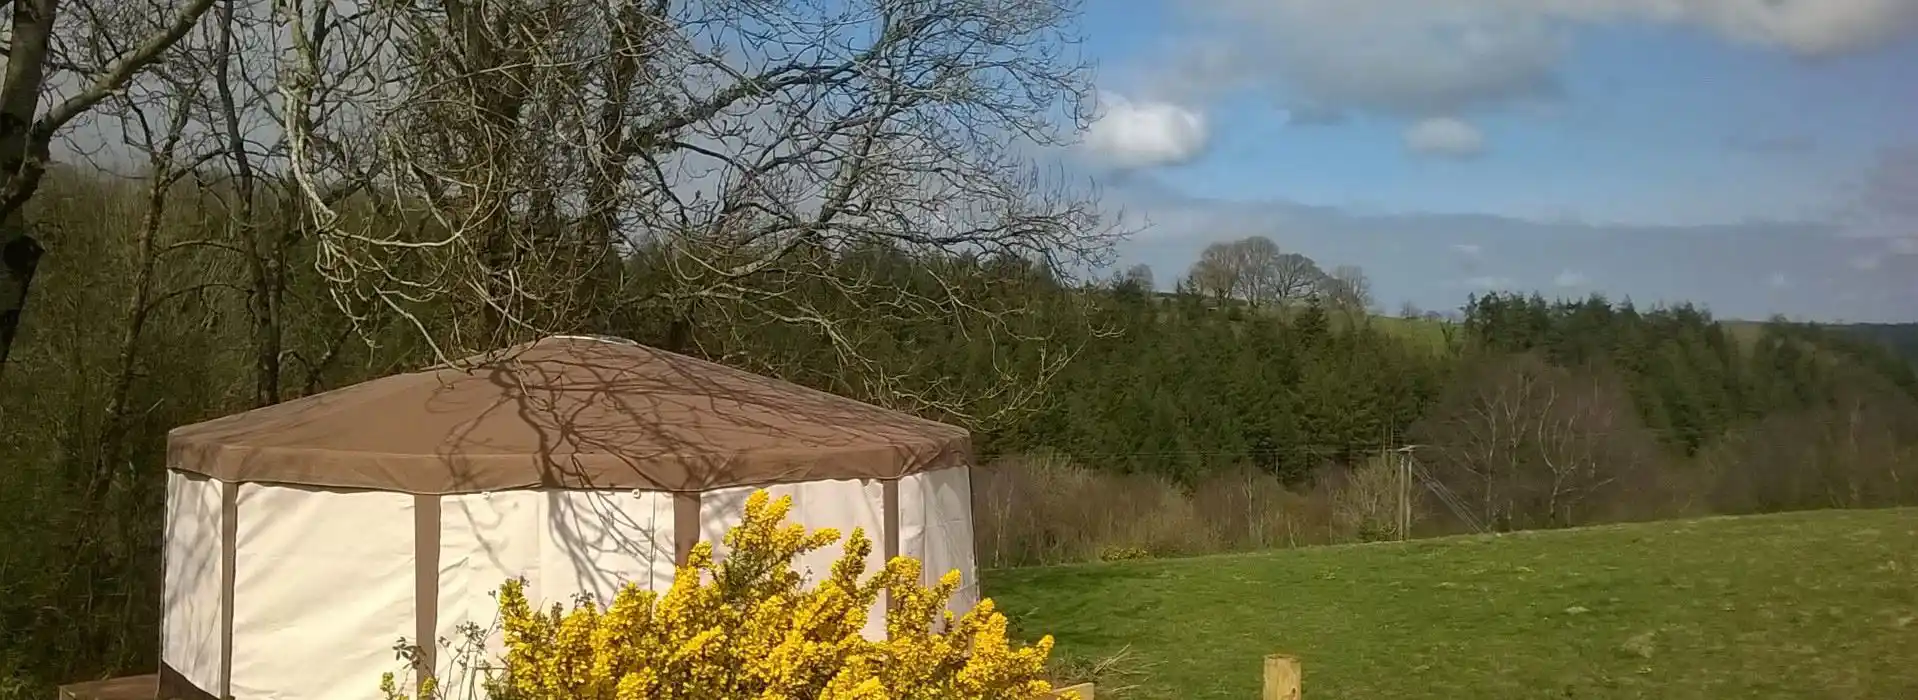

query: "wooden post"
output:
1403 446 1419 540
1263 654 1301 700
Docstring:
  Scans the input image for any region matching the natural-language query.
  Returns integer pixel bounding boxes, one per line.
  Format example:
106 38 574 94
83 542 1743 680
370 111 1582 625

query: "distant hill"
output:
1140 292 1917 365
1833 323 1918 364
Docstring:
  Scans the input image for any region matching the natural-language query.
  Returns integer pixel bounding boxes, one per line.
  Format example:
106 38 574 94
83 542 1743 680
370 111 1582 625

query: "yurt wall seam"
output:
672 492 701 566
881 479 900 613
219 480 237 699
413 494 441 689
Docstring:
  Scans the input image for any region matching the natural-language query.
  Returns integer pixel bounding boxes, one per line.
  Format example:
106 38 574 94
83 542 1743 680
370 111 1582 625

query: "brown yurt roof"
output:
166 336 971 494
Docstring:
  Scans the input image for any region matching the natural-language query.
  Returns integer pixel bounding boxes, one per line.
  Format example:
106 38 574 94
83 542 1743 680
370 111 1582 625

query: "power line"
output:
1411 458 1486 534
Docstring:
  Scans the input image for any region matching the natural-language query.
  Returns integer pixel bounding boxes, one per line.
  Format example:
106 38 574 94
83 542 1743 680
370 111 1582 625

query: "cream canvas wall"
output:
901 467 980 614
162 471 225 694
163 467 979 700
229 485 416 700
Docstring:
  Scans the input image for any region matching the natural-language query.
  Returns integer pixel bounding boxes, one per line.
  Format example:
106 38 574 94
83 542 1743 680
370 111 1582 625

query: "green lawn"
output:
986 508 1918 699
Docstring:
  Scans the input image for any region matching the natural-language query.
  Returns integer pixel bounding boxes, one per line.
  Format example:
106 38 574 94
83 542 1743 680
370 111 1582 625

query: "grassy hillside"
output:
1365 314 1456 355
988 508 1918 700
1689 319 1917 361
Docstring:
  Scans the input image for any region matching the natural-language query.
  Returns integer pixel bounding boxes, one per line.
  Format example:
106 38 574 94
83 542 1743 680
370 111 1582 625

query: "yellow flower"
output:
398 489 1058 700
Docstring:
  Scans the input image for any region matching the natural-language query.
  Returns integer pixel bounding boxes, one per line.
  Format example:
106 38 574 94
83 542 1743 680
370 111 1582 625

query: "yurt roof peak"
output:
166 335 970 494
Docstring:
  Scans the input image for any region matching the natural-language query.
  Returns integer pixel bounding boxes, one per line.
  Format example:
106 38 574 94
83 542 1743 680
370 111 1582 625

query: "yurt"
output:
159 335 978 700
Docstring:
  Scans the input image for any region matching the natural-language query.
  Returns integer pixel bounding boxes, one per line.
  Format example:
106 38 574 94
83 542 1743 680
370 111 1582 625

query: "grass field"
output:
1367 315 1454 355
987 508 1918 699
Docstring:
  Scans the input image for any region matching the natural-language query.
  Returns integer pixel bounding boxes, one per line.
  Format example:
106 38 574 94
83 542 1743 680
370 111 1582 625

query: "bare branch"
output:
36 0 219 140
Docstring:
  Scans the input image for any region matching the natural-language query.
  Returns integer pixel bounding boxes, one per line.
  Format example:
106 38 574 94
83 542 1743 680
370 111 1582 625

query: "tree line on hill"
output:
965 276 1918 569
1836 323 1918 366
992 265 1917 507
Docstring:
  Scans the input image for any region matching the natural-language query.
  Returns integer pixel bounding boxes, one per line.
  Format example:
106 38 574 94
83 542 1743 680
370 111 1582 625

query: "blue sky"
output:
1064 0 1918 322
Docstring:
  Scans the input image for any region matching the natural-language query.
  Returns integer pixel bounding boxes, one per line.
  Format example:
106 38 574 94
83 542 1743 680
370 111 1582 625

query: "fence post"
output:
1263 654 1301 700
1398 446 1413 540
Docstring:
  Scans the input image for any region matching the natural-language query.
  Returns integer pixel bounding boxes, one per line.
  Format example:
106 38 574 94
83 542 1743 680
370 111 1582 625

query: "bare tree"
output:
203 0 289 406
0 0 220 381
1268 251 1324 304
1319 263 1372 312
1410 353 1658 530
90 27 216 507
206 0 380 405
1705 372 1918 513
1120 262 1154 292
68 0 383 407
1187 240 1242 304
1234 235 1282 305
276 0 1123 423
1185 236 1324 307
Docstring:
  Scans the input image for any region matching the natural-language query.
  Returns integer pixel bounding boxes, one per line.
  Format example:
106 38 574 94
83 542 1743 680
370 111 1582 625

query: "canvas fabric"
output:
160 469 976 700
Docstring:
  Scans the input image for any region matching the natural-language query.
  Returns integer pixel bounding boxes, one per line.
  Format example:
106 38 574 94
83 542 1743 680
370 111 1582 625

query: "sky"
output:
1062 0 1918 322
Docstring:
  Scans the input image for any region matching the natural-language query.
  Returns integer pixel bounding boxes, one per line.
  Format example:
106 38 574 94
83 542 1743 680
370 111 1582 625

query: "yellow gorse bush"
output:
382 490 1066 700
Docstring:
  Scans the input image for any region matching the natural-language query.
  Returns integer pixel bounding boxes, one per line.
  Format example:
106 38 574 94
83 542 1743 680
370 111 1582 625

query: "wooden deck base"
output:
55 675 157 700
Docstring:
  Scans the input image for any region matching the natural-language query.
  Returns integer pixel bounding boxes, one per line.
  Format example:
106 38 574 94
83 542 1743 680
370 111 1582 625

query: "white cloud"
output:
1672 0 1918 55
1465 275 1517 290
1081 94 1210 171
1404 118 1487 159
1553 269 1590 287
1451 242 1484 256
1892 237 1918 255
1767 272 1791 289
1851 254 1883 270
1173 0 1918 119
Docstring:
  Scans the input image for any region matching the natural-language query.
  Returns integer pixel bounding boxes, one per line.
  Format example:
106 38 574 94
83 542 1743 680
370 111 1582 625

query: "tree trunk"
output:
215 0 279 407
0 227 43 369
0 0 60 383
